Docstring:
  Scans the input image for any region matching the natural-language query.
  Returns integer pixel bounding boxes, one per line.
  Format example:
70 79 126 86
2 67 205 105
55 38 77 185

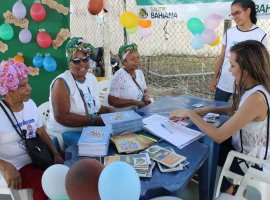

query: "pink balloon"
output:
204 14 223 30
138 26 152 38
201 29 217 44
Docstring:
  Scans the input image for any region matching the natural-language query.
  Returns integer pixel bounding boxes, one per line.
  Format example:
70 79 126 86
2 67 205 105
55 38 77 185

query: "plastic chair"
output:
215 150 270 200
38 101 65 150
97 79 111 106
0 170 33 200
149 196 183 200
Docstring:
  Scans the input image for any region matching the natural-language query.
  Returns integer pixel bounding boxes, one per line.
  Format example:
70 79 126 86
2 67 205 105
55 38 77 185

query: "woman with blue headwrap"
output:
47 37 114 146
108 43 151 110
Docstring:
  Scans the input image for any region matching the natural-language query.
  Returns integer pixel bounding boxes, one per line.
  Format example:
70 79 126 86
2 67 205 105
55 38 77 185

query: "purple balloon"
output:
12 1 27 19
19 29 32 44
204 14 223 30
138 26 152 38
201 29 217 44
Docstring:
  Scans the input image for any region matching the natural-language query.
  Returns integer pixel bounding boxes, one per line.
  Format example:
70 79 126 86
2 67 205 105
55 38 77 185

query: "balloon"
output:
204 14 223 30
13 53 24 63
12 0 27 19
88 0 104 15
65 159 104 200
138 26 152 38
192 34 204 50
209 34 221 46
201 29 217 44
36 30 52 48
43 54 57 72
32 53 43 67
19 28 32 44
0 23 14 41
138 19 152 28
98 161 141 200
126 27 137 34
187 18 205 35
41 164 69 200
30 2 46 22
120 11 139 28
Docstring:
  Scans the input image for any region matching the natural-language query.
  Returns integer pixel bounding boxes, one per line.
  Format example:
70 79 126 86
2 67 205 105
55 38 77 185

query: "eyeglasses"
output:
71 56 89 64
229 9 245 18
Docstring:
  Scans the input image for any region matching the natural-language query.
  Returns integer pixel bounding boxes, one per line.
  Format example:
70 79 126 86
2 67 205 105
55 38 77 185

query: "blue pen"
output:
161 123 174 134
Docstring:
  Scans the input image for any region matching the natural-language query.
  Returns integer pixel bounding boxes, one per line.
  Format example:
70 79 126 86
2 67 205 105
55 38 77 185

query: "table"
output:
65 140 209 200
138 95 230 200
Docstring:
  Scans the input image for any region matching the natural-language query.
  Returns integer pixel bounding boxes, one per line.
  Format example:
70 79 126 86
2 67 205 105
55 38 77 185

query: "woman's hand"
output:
142 95 151 105
210 77 217 92
169 109 191 120
135 100 146 108
4 163 22 189
194 107 211 117
53 153 64 164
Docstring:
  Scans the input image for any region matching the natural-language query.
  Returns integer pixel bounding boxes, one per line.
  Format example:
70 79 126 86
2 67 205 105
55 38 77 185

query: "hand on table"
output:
4 163 22 189
169 109 191 120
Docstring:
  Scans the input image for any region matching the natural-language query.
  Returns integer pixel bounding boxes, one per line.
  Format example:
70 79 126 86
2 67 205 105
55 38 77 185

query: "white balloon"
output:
42 164 69 200
12 1 27 19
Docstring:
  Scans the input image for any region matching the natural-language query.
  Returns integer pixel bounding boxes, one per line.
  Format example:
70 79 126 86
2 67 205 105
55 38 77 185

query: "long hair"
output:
232 0 257 24
230 40 270 111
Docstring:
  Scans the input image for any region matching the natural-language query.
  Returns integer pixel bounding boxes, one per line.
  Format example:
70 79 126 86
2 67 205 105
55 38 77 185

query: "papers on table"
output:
101 110 143 135
143 114 203 149
77 126 111 157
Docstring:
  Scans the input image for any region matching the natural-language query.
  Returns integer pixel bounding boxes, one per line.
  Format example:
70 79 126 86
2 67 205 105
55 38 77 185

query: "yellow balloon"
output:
120 11 139 28
209 34 221 46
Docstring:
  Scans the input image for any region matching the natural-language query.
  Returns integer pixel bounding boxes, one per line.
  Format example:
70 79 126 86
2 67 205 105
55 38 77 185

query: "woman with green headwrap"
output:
47 37 114 146
108 43 151 110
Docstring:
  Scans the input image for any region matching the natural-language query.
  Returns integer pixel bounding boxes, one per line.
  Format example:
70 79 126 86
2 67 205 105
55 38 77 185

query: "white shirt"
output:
109 68 147 111
217 25 267 93
47 70 101 133
0 99 42 169
238 85 270 173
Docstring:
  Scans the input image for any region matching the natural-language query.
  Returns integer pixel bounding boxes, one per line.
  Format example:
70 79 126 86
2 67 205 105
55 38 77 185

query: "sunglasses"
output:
229 9 245 18
71 56 89 64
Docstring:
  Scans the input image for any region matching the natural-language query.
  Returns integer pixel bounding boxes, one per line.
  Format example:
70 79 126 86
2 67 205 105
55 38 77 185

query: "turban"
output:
65 37 95 61
118 43 138 61
0 60 29 95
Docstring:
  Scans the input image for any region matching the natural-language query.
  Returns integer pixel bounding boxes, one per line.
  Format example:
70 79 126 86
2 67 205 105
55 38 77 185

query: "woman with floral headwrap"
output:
47 37 114 146
108 43 151 110
0 60 63 200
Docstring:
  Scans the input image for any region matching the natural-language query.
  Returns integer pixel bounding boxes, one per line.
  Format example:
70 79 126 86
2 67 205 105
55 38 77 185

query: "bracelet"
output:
90 114 96 126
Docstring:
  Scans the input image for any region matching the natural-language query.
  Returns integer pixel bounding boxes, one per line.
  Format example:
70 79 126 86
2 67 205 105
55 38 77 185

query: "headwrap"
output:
0 60 29 95
118 43 138 61
65 37 95 61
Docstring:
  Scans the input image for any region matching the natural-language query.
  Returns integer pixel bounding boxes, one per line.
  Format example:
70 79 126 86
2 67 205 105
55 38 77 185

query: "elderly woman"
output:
108 43 151 110
0 60 63 200
47 37 114 146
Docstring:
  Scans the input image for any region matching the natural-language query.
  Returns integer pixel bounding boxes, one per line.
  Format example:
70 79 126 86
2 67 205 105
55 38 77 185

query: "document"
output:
143 114 203 148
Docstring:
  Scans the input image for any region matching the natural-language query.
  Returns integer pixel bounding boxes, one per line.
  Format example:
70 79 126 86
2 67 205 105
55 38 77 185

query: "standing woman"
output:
170 40 270 194
210 0 267 102
108 43 151 111
0 60 63 200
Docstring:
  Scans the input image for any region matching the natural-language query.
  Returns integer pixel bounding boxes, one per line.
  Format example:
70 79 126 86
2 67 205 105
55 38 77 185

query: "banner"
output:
136 0 270 20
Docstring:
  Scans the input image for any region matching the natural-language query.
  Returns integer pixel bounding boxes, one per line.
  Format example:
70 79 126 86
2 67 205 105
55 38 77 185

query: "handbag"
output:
0 100 53 170
238 90 269 173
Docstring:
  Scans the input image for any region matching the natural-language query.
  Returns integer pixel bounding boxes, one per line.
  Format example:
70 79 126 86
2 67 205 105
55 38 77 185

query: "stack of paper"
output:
143 114 203 149
101 110 143 135
77 126 111 157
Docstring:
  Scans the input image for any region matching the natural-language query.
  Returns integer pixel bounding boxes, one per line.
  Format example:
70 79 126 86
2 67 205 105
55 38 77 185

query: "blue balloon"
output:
32 53 43 68
43 54 57 72
192 34 204 50
98 161 141 200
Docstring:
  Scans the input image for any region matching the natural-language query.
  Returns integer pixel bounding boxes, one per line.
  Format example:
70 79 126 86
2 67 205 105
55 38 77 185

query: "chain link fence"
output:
70 0 270 100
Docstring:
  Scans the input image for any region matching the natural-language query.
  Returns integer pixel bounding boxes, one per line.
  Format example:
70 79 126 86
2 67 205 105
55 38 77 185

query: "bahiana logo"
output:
139 8 148 19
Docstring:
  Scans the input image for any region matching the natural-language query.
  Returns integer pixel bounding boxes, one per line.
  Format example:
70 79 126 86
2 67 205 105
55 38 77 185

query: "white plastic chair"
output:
149 196 183 200
215 150 270 200
38 101 65 150
97 79 111 106
0 170 33 200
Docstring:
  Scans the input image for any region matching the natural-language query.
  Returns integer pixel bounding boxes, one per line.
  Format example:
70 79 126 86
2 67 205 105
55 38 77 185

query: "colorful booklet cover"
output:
110 132 154 154
78 126 111 145
101 110 143 125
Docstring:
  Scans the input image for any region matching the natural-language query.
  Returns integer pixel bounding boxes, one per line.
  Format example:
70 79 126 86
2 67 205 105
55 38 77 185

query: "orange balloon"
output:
139 19 152 28
13 53 24 63
88 0 103 15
